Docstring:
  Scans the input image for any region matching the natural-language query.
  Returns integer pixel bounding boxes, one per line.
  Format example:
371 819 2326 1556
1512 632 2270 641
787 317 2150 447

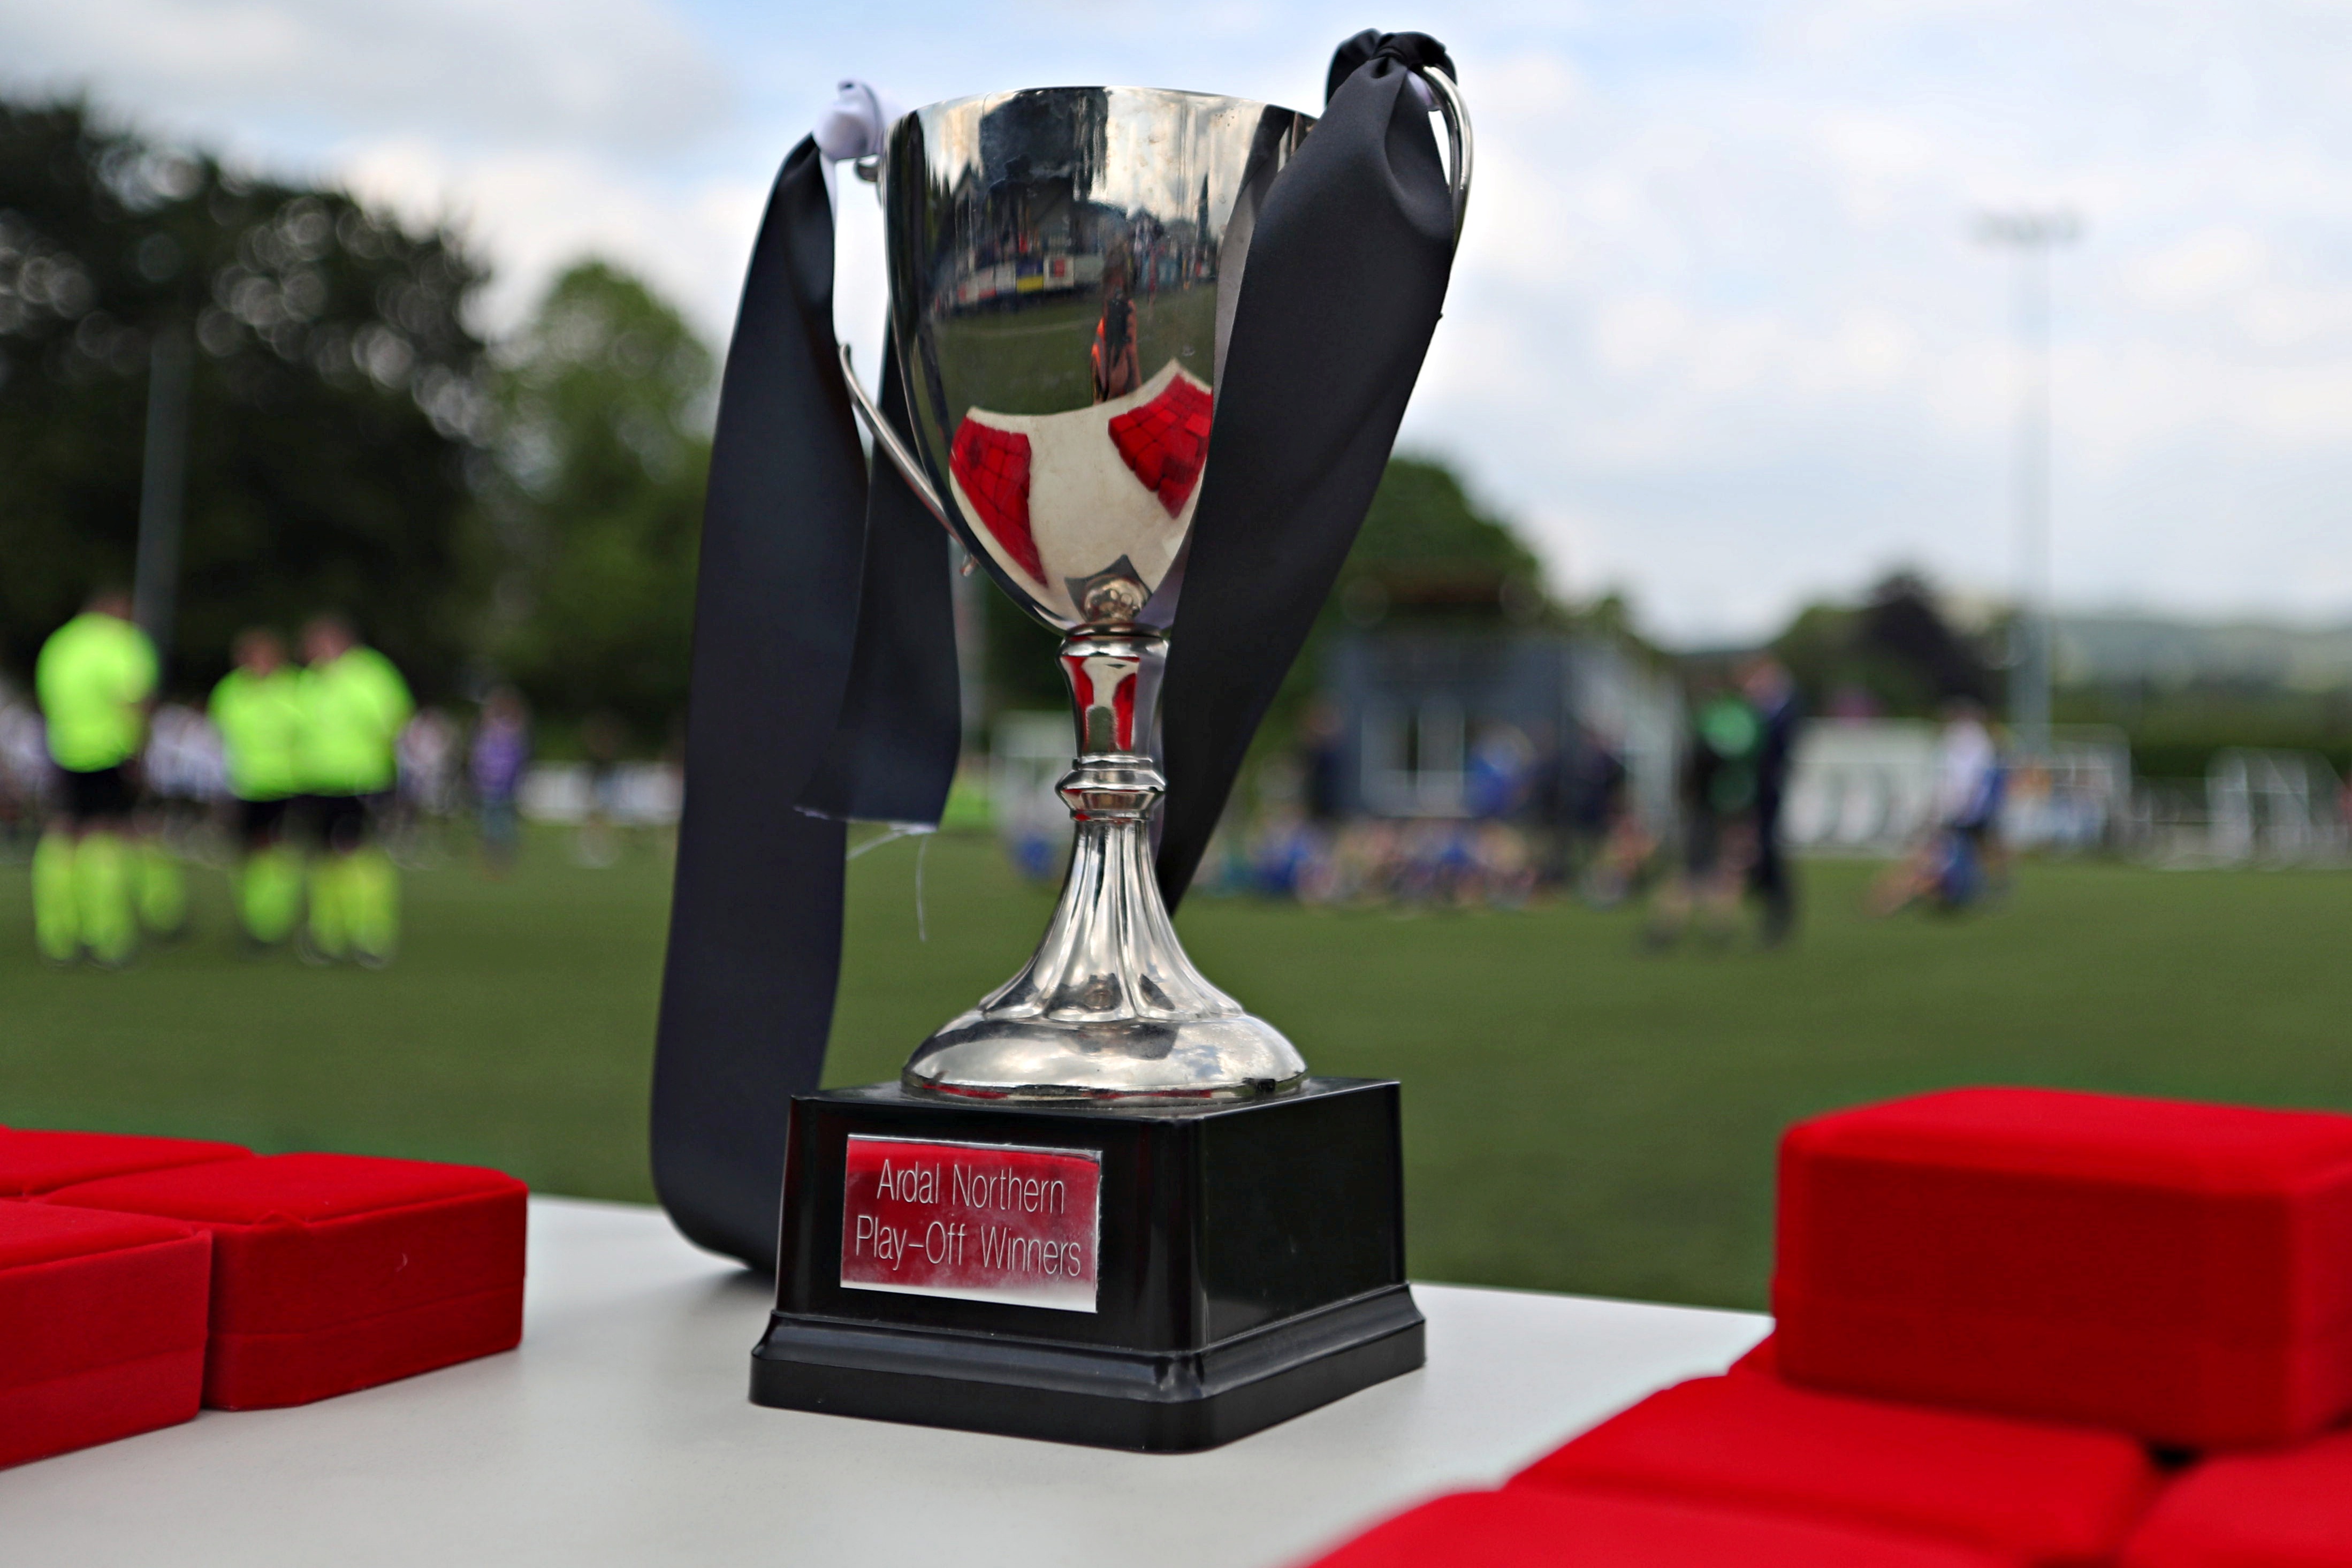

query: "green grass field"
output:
4 832 2349 1311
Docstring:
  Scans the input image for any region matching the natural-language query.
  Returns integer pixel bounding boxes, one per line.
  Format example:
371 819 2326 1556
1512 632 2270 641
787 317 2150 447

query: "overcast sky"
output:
10 1 2352 644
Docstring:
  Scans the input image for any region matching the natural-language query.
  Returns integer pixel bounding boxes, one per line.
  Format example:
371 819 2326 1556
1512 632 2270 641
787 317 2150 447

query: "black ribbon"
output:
1155 35 1458 908
652 36 1457 1270
1325 28 1457 104
650 138 958 1271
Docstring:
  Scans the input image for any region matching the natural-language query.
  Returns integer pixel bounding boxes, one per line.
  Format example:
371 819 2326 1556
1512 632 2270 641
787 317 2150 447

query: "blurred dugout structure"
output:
1298 630 1683 908
1320 630 1683 836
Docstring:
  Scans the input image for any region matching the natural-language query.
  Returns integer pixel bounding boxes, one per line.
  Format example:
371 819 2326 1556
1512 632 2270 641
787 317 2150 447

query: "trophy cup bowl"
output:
841 87 1319 1104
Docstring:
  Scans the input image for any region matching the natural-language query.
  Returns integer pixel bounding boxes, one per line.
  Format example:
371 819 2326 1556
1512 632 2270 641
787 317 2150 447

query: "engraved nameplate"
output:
839 1135 1102 1313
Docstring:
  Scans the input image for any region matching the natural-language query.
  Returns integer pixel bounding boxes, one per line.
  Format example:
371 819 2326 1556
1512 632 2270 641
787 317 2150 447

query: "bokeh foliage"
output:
0 99 490 695
1768 571 1999 718
484 261 712 747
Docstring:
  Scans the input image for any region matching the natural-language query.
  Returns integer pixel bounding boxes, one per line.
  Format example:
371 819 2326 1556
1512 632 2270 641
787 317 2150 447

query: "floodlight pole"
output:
133 325 192 682
1975 210 2078 759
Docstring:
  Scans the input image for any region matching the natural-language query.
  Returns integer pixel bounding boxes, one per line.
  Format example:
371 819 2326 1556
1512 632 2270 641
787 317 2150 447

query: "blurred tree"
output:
0 98 490 694
1768 571 1997 718
485 261 713 747
1339 456 1548 625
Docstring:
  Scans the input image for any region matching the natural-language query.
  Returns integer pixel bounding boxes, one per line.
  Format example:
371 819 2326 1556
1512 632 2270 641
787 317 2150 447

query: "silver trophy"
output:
842 81 1469 1105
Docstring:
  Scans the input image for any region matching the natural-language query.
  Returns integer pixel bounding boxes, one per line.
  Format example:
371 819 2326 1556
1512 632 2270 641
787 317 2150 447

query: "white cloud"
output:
336 138 766 338
0 0 727 151
12 0 2352 641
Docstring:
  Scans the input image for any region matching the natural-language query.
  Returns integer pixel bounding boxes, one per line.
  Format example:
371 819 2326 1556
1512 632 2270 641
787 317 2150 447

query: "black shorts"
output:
58 765 134 825
303 792 384 854
238 796 294 849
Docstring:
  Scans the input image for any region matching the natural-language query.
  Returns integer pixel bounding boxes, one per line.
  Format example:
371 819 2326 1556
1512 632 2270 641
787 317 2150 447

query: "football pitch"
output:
3 831 2347 1312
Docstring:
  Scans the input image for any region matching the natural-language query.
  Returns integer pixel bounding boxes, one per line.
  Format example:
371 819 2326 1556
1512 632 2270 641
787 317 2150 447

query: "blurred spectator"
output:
574 711 625 867
1563 722 1637 905
1645 683 1759 951
144 701 229 865
31 589 167 965
1249 808 1326 900
393 706 462 865
471 686 531 878
0 690 52 855
298 614 413 965
1301 700 1346 824
210 628 308 948
1740 654 1803 946
1217 805 1548 912
1466 722 1535 820
1474 819 1536 908
1871 697 2005 916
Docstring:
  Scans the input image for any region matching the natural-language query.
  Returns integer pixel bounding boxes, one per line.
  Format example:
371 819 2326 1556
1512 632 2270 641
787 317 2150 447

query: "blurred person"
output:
31 589 161 964
470 686 531 878
0 689 53 855
1563 723 1634 904
1466 723 1535 821
393 706 462 865
574 711 625 867
1090 247 1141 402
1334 818 1398 904
209 629 307 947
296 615 413 965
1301 699 1346 824
1871 697 2005 916
1393 818 1480 908
142 701 228 882
1644 684 1759 951
1474 820 1536 909
1740 654 1803 946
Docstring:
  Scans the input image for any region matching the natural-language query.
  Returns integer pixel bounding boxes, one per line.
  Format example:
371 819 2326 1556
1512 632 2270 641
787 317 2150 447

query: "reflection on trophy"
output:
838 87 1325 1105
755 72 1471 1451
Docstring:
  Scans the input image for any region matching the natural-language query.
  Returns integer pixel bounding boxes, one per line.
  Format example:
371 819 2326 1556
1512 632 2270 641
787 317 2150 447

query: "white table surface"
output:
2 1196 1768 1567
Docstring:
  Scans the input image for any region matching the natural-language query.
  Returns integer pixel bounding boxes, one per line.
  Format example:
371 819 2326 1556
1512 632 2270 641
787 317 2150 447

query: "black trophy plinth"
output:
750 1076 1422 1452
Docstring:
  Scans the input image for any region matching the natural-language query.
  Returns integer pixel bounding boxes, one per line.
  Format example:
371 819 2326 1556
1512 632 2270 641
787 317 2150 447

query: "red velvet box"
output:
2120 1429 2352 1568
1511 1374 2160 1566
42 1153 527 1409
1296 1487 2028 1568
0 1127 250 1196
1775 1088 2352 1449
0 1201 211 1468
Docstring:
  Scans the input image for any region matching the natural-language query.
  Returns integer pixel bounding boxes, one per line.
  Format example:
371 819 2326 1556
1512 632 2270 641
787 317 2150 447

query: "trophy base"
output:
901 1009 1308 1103
750 1077 1423 1452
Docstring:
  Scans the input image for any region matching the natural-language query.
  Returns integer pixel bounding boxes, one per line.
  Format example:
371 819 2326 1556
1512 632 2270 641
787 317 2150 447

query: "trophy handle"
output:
1414 64 1474 247
839 344 952 528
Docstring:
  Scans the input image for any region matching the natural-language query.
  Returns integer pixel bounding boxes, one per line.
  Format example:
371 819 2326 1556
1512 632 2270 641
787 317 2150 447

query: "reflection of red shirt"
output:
1091 295 1139 401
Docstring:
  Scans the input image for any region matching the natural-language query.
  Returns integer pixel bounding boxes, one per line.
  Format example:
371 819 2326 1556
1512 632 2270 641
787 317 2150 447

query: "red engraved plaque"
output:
839 1136 1102 1313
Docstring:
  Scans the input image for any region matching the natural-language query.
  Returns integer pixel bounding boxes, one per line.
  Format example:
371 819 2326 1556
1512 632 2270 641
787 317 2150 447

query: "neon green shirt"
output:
35 612 158 772
209 667 307 801
299 647 413 795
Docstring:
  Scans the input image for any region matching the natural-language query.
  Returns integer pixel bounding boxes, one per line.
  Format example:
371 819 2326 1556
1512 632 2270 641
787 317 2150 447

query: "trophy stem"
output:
900 627 1306 1103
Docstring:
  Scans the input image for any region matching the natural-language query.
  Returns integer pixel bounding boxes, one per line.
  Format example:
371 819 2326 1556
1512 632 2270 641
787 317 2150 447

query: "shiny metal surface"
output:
1421 66 1473 245
842 80 1471 1101
902 628 1306 1102
839 344 949 529
873 86 1312 633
